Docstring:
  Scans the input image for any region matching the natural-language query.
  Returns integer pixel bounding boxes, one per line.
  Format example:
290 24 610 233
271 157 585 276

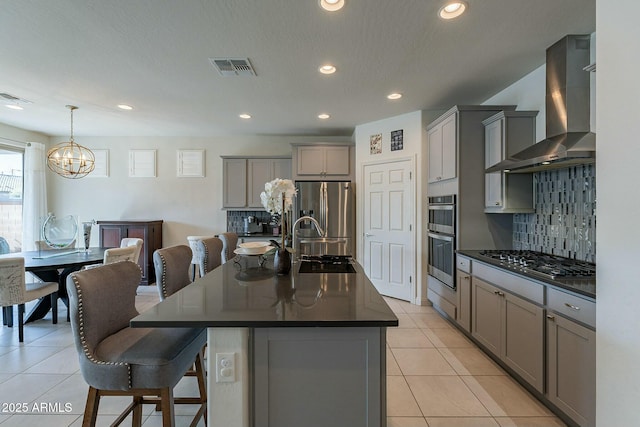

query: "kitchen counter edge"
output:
457 249 596 300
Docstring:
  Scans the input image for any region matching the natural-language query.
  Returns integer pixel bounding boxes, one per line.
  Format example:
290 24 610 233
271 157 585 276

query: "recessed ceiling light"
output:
319 0 345 12
5 104 23 110
239 113 252 119
438 2 467 19
318 113 331 120
387 92 403 100
117 104 133 110
541 161 551 165
319 64 337 75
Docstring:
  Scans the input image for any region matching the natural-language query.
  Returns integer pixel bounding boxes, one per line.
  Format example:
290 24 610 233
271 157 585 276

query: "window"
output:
0 148 23 253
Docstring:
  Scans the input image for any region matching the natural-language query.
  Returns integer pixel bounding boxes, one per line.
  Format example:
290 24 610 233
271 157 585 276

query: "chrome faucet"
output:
291 216 326 260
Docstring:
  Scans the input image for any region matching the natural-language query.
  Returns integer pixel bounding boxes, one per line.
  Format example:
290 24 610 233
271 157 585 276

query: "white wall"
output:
354 110 427 304
482 65 546 140
596 1 640 423
0 122 49 146
46 135 350 247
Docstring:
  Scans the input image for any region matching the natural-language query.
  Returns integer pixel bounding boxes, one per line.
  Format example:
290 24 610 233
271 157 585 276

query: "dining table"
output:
0 247 108 323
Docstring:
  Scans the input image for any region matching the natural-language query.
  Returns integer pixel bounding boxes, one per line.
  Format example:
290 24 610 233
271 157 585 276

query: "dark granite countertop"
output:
457 250 596 300
131 256 398 328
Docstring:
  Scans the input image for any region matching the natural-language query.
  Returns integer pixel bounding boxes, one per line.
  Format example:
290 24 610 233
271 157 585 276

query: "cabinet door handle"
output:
463 275 470 280
564 303 581 311
494 290 504 296
546 314 556 321
365 233 374 237
495 202 501 206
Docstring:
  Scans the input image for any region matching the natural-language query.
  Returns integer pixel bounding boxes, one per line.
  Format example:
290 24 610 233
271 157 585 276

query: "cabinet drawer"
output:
473 261 544 305
547 287 596 328
457 255 471 273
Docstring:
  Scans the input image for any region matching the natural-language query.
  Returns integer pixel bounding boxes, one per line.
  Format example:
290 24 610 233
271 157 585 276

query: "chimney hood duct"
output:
486 35 595 173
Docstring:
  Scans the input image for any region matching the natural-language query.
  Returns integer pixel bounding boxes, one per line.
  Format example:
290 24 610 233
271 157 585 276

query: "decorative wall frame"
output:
88 149 109 177
370 133 382 154
391 129 404 151
129 149 156 177
177 149 205 177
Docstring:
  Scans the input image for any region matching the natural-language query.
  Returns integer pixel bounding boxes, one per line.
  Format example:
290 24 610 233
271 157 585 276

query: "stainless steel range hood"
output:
486 35 595 173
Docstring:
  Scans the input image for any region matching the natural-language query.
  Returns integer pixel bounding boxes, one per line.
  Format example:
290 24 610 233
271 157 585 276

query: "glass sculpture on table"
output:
41 213 78 249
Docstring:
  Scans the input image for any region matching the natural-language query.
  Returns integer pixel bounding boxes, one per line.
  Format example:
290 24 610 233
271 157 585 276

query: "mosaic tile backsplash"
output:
226 210 276 234
513 164 596 262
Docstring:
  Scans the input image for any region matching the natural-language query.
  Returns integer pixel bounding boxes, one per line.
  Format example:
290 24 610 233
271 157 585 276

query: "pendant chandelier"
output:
46 105 95 179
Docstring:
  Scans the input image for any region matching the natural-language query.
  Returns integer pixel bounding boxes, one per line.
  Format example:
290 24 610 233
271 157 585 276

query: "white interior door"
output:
363 159 414 301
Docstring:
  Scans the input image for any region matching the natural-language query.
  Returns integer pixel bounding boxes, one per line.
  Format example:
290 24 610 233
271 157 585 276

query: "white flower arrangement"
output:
260 178 297 215
261 178 297 251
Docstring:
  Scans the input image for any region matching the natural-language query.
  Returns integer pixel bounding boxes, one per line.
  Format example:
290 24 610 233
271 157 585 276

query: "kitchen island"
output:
131 255 398 427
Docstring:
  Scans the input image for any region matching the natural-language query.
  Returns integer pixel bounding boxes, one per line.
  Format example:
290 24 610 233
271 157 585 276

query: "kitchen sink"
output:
298 256 357 274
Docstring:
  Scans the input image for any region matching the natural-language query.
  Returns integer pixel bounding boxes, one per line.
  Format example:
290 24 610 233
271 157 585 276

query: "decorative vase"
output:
82 221 93 252
273 248 291 275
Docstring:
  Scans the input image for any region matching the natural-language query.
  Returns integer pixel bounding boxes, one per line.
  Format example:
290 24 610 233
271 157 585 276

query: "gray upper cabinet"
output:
291 143 354 181
222 158 248 208
222 156 291 210
427 111 457 183
483 111 538 213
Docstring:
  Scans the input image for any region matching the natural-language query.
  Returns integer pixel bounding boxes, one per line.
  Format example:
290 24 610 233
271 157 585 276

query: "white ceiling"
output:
0 0 595 138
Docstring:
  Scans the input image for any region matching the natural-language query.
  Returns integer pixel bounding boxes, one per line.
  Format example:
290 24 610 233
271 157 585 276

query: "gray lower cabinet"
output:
456 269 472 332
472 277 545 393
546 313 596 427
253 327 386 427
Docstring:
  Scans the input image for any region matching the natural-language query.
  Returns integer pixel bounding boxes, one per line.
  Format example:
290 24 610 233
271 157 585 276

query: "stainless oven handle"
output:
428 232 454 242
428 205 454 211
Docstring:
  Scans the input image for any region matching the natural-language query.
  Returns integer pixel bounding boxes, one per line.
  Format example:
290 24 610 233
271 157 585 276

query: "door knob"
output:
365 233 374 237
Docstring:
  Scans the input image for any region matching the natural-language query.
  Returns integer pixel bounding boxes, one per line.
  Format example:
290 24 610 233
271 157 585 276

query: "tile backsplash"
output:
226 210 276 234
513 164 596 262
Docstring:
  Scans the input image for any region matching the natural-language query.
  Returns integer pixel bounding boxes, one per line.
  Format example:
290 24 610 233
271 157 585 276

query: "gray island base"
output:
131 256 398 427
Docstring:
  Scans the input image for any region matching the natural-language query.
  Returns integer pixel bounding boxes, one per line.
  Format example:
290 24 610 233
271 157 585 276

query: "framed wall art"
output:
177 149 205 177
129 149 156 178
370 133 382 154
391 129 404 151
88 149 109 178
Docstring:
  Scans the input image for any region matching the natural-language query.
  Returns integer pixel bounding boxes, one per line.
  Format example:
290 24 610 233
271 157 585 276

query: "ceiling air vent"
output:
0 92 33 104
209 58 256 76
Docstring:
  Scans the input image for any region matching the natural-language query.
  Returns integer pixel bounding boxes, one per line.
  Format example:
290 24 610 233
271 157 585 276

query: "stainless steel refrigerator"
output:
293 181 355 257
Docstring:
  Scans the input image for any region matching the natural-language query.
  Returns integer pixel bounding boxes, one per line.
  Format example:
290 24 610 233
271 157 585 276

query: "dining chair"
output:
66 261 206 427
35 239 77 251
186 235 213 280
0 257 58 342
196 236 224 278
153 245 193 300
219 232 239 264
83 246 139 271
0 237 10 255
120 238 143 264
104 246 138 264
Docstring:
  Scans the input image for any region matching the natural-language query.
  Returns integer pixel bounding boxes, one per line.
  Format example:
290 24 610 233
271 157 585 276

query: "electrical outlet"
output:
215 352 235 383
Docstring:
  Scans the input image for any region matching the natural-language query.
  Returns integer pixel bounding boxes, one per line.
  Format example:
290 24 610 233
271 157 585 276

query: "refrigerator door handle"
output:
320 182 328 235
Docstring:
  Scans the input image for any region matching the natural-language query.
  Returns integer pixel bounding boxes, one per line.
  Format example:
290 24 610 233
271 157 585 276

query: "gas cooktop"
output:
477 250 596 281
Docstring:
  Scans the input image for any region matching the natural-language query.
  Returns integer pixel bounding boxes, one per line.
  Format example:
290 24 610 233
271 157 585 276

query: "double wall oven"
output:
427 195 456 290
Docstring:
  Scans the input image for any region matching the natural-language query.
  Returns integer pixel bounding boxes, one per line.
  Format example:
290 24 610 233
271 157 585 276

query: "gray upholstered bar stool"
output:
196 236 224 277
67 261 207 427
153 245 193 300
218 232 238 264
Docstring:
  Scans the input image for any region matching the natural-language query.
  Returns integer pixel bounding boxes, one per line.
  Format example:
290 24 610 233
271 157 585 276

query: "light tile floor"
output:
0 287 566 426
384 297 566 427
